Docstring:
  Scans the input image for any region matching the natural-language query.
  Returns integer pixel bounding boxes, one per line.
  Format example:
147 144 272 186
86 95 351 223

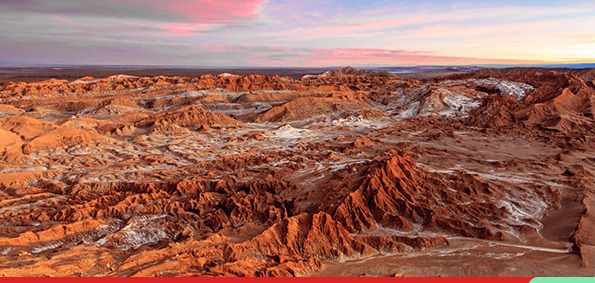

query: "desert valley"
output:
0 66 593 276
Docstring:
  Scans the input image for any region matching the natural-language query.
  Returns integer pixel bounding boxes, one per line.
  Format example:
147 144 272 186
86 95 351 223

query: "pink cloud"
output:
156 23 210 36
233 46 538 67
138 0 267 36
315 47 539 66
194 44 236 53
129 0 266 23
1 0 267 24
164 0 265 23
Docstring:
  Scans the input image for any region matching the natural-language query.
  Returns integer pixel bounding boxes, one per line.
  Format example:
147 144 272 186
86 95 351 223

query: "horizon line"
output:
1 63 594 69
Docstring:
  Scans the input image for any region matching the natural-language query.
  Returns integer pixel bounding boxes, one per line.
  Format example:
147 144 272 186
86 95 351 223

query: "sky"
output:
0 0 594 67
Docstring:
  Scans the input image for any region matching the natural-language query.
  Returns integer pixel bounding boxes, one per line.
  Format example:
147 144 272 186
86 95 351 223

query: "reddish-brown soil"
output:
0 67 593 276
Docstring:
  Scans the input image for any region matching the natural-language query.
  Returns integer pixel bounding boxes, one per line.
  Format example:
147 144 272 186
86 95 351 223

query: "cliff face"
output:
0 67 593 276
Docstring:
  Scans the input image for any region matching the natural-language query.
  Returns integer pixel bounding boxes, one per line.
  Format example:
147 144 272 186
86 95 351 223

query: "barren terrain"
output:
0 67 593 276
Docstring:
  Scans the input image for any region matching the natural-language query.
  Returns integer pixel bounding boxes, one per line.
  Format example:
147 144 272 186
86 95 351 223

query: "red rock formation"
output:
135 105 242 128
454 68 595 135
316 66 399 78
254 93 371 123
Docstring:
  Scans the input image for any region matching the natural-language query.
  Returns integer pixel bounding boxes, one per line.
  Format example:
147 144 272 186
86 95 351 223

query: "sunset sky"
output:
1 0 594 67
